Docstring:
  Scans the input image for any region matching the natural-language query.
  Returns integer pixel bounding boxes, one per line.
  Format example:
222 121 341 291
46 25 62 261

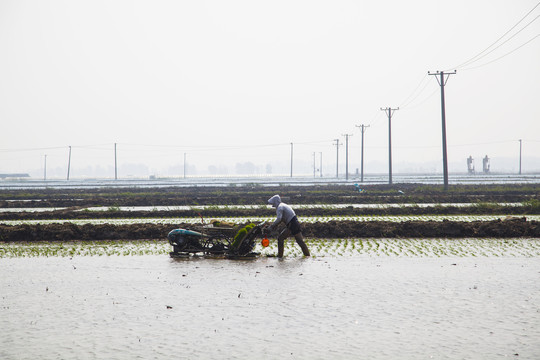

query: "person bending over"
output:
267 194 310 257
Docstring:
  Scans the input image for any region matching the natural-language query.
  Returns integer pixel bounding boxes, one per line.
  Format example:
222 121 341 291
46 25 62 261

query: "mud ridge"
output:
1 203 540 221
1 218 538 242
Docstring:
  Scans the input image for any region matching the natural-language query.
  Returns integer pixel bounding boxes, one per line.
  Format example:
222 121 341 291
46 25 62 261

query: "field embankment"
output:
0 218 539 242
1 183 539 241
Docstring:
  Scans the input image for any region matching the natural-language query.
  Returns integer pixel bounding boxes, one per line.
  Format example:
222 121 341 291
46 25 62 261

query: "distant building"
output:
467 156 475 174
483 155 490 174
0 173 30 179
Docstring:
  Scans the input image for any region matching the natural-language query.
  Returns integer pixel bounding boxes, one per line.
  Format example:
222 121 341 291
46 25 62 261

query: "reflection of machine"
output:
483 155 490 174
467 156 475 174
167 222 266 259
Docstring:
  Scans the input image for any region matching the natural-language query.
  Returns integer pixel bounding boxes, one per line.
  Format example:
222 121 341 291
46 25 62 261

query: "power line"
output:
367 109 385 126
404 87 439 110
0 146 67 152
399 73 430 108
461 14 540 67
72 143 114 149
400 79 438 109
450 1 540 70
388 72 438 112
119 142 293 151
0 139 340 159
120 140 331 152
389 4 540 119
462 33 540 70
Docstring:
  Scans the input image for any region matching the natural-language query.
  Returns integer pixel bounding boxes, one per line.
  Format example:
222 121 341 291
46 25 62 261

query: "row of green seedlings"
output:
264 238 540 258
0 240 170 258
81 200 539 213
7 214 540 227
2 238 539 258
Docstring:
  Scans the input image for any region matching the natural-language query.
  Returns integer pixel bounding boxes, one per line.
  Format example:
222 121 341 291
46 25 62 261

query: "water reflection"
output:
1 173 539 190
1 241 539 359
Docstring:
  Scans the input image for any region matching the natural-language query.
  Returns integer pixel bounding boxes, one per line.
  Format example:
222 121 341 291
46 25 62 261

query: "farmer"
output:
267 194 310 257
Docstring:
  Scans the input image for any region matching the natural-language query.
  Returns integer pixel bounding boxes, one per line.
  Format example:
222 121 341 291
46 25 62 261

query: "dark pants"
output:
278 216 310 257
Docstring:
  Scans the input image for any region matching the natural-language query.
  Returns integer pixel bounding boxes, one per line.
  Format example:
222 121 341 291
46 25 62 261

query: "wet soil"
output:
303 218 540 238
0 203 538 222
1 184 539 241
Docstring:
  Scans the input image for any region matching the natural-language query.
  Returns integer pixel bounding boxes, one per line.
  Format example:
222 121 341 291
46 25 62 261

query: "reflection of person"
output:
267 195 310 257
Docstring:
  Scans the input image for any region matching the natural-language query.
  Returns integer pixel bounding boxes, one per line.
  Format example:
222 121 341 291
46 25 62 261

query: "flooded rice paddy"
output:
1 239 540 359
0 203 523 213
2 238 540 258
1 173 539 190
3 214 540 226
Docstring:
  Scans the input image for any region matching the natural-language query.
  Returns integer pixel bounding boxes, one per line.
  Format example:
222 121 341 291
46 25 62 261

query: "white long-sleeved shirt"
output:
268 195 296 228
274 202 296 226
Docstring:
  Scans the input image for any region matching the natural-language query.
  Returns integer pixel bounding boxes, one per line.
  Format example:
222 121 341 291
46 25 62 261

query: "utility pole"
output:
183 152 187 179
290 142 293 178
319 152 323 178
380 107 399 185
313 152 316 178
67 146 72 180
44 154 47 181
519 139 522 175
342 133 353 180
429 70 456 191
355 124 370 182
333 139 340 179
114 143 118 180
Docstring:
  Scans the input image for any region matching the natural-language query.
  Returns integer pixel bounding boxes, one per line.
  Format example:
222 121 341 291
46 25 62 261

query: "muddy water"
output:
1 244 539 359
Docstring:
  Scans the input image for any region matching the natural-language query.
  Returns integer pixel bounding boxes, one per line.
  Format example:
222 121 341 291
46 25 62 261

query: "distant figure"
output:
267 195 310 258
354 183 365 193
483 155 490 174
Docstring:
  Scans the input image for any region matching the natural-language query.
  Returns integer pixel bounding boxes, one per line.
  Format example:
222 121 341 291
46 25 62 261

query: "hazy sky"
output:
1 0 539 178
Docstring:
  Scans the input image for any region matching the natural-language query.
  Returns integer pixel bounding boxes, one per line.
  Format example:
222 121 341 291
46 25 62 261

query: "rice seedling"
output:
3 214 540 227
2 235 540 258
